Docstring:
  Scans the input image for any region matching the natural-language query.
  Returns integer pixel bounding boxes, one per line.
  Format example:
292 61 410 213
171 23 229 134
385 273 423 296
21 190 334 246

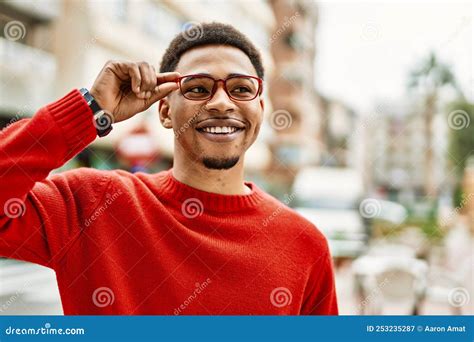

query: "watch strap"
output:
79 88 113 137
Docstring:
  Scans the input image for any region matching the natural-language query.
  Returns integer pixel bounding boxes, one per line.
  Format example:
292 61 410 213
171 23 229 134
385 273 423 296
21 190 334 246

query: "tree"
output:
408 52 460 196
446 100 474 207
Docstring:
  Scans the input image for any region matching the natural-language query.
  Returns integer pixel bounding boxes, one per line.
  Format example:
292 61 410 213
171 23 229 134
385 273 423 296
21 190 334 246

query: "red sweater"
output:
0 90 338 315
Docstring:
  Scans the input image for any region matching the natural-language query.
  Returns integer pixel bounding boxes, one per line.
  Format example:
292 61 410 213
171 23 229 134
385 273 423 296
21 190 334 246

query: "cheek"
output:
171 102 203 132
246 104 263 133
239 105 262 148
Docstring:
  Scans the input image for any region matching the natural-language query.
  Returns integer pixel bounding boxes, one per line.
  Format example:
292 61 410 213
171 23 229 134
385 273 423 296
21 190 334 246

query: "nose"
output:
205 80 236 113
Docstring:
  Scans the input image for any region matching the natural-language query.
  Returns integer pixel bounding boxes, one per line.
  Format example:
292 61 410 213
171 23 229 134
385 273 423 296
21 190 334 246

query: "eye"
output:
187 86 209 94
231 86 251 93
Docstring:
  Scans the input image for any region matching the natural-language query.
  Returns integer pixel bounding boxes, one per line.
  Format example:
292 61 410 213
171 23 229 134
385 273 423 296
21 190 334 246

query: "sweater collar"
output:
155 169 265 213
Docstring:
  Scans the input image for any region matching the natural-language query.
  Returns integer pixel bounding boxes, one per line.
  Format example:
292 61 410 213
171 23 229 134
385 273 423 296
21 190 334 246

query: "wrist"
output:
79 88 113 137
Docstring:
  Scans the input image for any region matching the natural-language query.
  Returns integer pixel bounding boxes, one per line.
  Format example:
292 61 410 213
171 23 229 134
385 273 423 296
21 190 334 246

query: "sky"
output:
315 1 472 114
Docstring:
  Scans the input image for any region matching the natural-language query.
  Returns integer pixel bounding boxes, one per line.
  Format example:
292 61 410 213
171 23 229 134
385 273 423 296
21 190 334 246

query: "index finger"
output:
156 71 181 84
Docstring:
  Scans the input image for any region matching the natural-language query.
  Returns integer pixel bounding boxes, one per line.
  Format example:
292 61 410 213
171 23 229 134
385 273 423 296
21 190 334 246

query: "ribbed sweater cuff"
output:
46 89 97 158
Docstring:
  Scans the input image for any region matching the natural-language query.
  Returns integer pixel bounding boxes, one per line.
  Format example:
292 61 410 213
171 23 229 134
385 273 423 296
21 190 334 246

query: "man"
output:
0 23 338 315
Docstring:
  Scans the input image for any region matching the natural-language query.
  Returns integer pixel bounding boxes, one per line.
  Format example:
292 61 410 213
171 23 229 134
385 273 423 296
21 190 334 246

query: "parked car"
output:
292 167 368 259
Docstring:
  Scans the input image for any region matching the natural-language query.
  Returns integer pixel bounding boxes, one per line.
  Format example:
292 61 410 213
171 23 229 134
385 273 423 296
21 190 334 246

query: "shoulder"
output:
50 167 159 186
31 168 115 210
106 169 165 191
43 167 169 200
43 167 156 197
40 167 112 194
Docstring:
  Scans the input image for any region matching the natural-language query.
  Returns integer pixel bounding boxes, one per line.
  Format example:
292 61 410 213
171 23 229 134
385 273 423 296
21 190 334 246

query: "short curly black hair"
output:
159 22 264 79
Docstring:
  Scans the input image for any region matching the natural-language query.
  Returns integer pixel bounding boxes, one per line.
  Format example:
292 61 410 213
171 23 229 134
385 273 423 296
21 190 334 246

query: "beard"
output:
202 156 240 170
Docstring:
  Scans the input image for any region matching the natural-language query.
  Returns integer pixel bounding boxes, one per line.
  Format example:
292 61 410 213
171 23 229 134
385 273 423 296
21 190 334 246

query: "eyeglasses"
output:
176 74 263 101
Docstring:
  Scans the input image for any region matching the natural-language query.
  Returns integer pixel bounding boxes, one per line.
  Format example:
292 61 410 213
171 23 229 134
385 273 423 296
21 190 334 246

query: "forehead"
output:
175 45 258 77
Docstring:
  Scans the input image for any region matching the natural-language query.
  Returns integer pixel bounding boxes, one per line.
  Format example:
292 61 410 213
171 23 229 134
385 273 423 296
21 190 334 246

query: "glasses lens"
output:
180 76 214 100
226 77 259 100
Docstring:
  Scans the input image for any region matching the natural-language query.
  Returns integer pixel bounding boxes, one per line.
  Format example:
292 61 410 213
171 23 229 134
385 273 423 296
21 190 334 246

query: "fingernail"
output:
146 91 152 98
154 86 160 92
140 92 146 98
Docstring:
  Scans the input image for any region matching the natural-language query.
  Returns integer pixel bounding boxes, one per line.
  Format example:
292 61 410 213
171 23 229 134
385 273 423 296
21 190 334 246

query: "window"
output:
142 3 181 42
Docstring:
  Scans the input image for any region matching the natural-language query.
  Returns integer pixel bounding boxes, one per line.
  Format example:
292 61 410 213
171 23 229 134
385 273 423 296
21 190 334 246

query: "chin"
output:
201 155 240 170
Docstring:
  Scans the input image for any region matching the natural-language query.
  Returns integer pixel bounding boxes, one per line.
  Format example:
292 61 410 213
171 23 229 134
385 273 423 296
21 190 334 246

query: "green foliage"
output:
408 52 459 93
447 100 474 177
372 200 445 243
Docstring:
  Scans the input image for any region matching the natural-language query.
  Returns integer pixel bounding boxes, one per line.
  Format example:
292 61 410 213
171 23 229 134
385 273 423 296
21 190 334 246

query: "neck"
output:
172 152 250 195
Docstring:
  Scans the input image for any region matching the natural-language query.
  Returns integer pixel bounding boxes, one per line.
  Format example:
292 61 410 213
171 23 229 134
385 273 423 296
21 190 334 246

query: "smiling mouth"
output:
195 125 245 143
196 126 245 134
194 117 247 142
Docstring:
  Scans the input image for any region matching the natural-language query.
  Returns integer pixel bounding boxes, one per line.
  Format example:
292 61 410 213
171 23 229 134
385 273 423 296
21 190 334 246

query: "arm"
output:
0 61 180 268
300 252 339 315
0 90 98 267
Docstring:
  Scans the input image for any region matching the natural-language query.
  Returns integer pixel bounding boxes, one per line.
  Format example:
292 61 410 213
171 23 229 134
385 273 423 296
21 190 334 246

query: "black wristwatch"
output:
79 88 113 137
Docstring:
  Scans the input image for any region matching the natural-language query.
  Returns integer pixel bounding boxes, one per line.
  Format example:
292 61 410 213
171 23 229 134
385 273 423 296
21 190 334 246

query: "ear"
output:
259 97 265 113
158 98 173 129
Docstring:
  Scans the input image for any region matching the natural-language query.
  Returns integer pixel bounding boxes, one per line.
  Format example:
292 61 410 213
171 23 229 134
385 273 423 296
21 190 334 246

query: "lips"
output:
195 118 246 143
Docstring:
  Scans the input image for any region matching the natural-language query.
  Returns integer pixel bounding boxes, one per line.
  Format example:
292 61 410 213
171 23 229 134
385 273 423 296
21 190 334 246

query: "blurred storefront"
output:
266 0 320 196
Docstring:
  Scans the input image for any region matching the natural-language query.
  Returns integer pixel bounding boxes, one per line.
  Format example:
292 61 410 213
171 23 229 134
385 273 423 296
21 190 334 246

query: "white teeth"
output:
201 126 239 134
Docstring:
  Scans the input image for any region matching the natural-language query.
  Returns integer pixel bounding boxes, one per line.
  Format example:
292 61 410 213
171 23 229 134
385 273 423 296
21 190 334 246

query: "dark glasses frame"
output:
176 74 263 101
